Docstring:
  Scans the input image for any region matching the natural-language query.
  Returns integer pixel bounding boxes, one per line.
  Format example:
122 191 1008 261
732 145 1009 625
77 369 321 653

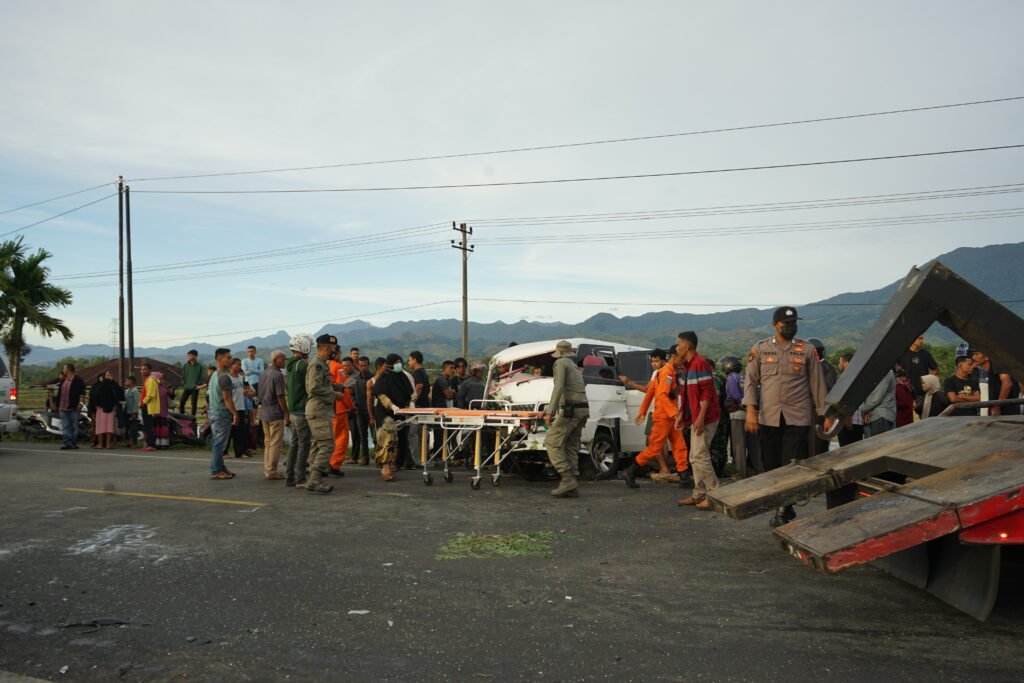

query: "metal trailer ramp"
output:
709 416 1024 619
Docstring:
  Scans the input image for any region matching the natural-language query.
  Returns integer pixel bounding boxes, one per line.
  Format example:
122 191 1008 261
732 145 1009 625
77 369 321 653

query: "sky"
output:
1 1 1022 350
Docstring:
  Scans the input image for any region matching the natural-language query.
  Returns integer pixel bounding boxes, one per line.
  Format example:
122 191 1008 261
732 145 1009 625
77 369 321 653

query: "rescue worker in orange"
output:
327 346 355 477
622 348 688 488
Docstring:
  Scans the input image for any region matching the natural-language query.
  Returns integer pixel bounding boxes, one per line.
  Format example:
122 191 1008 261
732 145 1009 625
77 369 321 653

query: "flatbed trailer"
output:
708 261 1024 620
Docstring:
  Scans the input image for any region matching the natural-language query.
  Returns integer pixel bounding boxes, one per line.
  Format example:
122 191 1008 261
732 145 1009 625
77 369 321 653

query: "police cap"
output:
316 333 338 346
772 306 801 324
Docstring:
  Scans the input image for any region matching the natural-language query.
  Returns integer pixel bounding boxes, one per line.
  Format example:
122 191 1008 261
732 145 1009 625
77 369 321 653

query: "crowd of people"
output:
49 308 1021 507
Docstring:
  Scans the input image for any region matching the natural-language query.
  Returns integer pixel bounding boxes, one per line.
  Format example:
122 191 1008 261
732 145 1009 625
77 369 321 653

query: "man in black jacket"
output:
55 363 87 450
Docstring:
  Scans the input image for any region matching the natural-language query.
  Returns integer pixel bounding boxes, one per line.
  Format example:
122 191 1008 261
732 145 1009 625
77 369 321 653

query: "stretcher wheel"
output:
443 471 454 484
423 473 433 486
491 474 501 487
471 477 482 490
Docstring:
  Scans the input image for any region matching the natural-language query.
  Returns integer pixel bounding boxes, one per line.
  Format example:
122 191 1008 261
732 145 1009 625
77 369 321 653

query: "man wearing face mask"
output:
743 306 832 528
370 353 414 481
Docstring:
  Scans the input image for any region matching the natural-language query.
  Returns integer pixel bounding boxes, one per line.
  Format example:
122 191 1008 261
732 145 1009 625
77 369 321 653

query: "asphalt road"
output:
1 441 1021 682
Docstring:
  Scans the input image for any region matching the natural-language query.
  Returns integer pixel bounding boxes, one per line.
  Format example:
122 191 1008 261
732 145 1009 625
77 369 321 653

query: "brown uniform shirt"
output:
742 336 828 427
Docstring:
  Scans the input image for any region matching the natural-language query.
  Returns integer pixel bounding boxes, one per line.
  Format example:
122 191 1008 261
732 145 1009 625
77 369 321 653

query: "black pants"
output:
228 411 250 457
141 407 155 448
838 424 864 447
759 417 809 471
179 388 199 416
350 412 369 462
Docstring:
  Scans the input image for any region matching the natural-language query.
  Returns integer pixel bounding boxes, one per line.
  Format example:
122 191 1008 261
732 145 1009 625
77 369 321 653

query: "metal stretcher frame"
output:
395 404 547 489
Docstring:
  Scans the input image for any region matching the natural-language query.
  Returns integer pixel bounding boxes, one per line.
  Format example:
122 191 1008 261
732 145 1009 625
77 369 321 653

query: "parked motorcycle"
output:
19 410 91 442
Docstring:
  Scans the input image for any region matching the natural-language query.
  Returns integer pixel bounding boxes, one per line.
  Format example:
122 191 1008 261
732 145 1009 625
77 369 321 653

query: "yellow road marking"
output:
63 487 267 507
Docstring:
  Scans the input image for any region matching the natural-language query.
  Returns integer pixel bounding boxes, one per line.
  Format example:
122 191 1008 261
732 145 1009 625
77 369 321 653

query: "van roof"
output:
489 338 648 367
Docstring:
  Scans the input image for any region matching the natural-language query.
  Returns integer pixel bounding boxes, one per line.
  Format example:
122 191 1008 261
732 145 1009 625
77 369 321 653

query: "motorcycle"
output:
19 410 92 442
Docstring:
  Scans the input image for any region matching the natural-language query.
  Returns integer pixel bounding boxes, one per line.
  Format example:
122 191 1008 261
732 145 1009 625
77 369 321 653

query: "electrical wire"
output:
472 207 1024 246
142 300 459 345
0 192 118 239
55 221 449 280
129 144 1024 195
125 95 1024 182
475 297 1024 307
0 181 116 217
467 182 1024 226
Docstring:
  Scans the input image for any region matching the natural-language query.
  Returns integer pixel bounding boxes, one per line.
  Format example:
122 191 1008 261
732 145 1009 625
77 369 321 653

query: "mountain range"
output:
24 241 1024 366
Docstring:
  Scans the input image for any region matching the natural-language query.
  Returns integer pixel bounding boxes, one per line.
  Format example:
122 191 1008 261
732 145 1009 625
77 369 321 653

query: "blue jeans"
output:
209 412 232 475
60 410 78 448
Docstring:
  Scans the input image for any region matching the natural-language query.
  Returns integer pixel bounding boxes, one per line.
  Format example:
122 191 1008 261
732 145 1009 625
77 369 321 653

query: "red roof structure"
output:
38 357 184 387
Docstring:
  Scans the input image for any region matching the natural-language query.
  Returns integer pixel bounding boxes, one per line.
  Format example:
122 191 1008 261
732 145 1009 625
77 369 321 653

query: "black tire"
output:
580 431 618 481
470 478 482 490
443 471 454 484
424 474 433 486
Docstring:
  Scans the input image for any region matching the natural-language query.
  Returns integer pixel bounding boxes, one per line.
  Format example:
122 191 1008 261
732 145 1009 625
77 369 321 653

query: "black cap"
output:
316 334 338 345
772 306 800 324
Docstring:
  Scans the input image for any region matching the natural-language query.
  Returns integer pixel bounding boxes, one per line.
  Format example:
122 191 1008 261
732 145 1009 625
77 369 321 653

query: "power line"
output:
472 207 1024 246
0 181 115 217
0 192 118 239
475 297 1024 307
142 300 459 345
467 182 1024 226
125 95 1024 182
130 144 1024 195
67 243 449 289
55 221 448 281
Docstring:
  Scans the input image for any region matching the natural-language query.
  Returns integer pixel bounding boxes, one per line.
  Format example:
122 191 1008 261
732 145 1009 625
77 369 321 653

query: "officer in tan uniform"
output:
305 334 346 495
743 307 832 527
544 340 589 498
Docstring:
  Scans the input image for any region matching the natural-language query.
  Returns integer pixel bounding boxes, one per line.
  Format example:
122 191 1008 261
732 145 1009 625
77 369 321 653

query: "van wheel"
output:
581 432 618 481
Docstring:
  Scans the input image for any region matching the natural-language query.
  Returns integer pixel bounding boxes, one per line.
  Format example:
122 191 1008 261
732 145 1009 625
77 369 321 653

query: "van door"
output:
617 351 654 453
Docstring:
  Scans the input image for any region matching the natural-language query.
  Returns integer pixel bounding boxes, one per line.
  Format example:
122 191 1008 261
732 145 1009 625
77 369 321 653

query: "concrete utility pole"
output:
125 184 135 376
117 176 125 383
450 222 474 360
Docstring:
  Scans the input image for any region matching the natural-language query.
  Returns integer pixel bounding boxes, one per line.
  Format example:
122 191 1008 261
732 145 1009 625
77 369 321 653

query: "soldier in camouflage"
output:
305 334 346 495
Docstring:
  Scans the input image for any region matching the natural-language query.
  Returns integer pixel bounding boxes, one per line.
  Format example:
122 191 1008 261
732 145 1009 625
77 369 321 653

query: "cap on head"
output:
551 340 575 358
772 306 800 324
316 334 338 346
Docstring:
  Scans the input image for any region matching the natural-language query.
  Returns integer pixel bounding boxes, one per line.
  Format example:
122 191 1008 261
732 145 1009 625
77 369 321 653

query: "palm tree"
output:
0 240 73 389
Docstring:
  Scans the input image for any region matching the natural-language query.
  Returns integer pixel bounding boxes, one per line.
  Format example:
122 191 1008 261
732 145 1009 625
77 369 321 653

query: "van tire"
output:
581 431 618 481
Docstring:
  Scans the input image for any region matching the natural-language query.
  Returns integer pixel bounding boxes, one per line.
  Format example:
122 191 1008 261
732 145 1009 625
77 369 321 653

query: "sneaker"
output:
677 497 700 506
695 500 712 511
306 482 333 495
327 467 345 477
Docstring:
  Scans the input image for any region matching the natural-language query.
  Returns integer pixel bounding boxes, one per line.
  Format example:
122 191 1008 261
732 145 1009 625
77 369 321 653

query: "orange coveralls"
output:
635 363 688 472
328 360 354 468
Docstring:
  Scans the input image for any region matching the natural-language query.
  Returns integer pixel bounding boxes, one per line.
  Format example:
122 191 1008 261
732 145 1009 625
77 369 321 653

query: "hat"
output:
316 334 338 346
551 340 575 358
772 306 800 324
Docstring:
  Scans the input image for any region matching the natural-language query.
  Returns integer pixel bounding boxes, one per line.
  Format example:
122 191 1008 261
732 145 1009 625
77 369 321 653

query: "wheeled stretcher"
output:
395 403 546 488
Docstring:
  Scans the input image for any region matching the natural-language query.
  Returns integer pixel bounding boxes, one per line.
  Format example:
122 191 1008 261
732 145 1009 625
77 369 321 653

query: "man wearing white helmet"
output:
284 333 315 488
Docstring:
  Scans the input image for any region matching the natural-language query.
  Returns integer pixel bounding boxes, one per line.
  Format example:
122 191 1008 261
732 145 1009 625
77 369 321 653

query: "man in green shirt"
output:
285 333 314 487
179 349 205 416
544 340 589 498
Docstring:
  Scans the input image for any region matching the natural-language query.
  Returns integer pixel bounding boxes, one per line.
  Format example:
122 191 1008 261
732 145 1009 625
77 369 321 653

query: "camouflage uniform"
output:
305 349 338 492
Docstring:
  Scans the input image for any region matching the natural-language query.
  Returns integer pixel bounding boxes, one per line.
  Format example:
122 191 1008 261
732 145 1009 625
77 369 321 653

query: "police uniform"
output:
305 334 339 494
544 341 589 497
742 308 828 473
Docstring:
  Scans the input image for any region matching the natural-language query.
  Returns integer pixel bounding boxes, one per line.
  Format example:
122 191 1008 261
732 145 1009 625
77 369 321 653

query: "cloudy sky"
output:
1 1 1022 350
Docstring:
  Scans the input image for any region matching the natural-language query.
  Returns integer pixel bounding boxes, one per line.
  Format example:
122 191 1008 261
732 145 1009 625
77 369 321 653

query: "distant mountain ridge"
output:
24 241 1024 366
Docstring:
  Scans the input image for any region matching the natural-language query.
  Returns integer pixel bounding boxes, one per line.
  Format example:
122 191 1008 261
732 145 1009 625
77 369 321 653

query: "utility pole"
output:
117 176 125 383
125 184 135 376
450 222 474 360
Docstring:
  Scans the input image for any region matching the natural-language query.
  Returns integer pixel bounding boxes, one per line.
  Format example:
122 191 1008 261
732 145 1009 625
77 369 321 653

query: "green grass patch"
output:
436 531 560 560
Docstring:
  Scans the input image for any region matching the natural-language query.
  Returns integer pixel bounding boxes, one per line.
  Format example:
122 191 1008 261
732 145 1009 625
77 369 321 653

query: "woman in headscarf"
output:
920 374 949 418
93 371 119 448
153 372 171 449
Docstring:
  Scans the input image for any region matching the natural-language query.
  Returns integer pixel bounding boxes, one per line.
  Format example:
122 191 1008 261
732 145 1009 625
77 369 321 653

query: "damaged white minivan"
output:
485 338 656 479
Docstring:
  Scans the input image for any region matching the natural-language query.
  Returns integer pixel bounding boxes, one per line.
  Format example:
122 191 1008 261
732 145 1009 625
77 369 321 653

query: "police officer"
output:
305 334 347 495
743 307 832 527
543 340 589 498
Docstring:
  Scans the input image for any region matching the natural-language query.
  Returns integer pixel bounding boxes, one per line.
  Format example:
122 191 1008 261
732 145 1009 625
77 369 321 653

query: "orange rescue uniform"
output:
328 360 354 468
635 363 688 472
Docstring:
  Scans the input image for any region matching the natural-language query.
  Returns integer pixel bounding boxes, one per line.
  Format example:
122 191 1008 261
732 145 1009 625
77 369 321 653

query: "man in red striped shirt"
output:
673 331 720 509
